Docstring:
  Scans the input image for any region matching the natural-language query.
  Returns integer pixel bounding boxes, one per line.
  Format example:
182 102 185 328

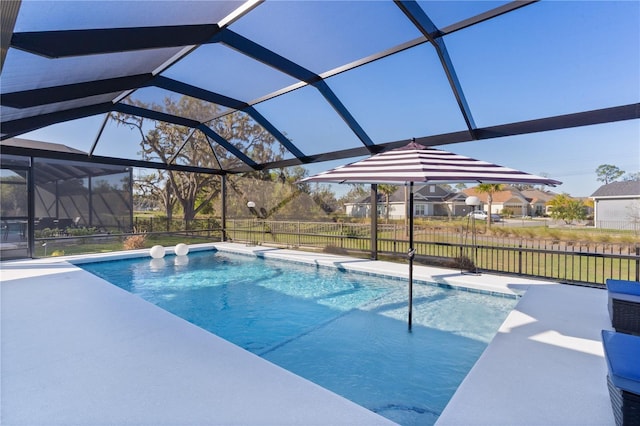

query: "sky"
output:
17 0 640 198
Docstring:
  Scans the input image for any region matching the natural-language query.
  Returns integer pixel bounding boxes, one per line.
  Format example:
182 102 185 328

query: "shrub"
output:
544 228 561 241
596 233 612 243
51 250 65 256
563 231 579 243
501 207 514 218
323 245 349 255
451 255 475 272
65 226 98 236
491 227 509 237
342 226 366 238
36 228 58 238
619 234 640 245
123 233 147 250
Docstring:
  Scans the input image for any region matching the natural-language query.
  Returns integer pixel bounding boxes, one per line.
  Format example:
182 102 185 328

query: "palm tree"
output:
475 183 503 227
378 184 397 223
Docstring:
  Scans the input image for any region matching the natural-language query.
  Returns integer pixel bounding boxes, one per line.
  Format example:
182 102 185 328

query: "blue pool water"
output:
79 250 517 425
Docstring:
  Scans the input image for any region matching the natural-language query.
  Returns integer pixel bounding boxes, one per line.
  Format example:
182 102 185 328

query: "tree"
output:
339 184 368 204
627 201 640 234
310 185 339 215
454 183 467 191
622 172 640 182
537 172 551 191
222 174 330 220
439 183 453 191
377 184 397 223
512 183 534 191
475 183 503 226
596 164 624 185
134 171 177 218
547 193 587 224
276 165 310 191
112 96 284 221
0 174 27 216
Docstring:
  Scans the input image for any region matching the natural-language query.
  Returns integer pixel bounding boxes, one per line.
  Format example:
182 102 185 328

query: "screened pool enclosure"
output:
0 140 132 259
0 1 638 261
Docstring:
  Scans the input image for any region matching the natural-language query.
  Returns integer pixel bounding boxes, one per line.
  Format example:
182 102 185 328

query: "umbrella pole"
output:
408 182 415 332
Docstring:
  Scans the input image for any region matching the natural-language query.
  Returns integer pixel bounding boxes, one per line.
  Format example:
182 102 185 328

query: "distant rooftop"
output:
1 137 87 155
591 181 640 198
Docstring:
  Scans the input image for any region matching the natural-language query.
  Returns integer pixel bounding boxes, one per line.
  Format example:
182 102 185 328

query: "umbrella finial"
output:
401 138 426 151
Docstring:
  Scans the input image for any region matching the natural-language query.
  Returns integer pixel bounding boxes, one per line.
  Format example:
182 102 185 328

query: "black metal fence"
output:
33 217 639 286
32 218 223 258
133 216 221 235
226 219 640 286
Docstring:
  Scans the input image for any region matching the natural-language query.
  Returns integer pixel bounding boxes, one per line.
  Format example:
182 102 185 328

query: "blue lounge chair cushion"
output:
606 280 640 324
601 330 640 395
606 279 640 297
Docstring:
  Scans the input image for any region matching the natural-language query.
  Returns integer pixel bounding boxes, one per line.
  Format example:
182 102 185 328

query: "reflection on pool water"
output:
80 250 518 426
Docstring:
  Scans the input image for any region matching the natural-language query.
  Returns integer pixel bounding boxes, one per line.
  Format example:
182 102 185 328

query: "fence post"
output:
636 246 639 282
518 242 523 275
393 224 397 253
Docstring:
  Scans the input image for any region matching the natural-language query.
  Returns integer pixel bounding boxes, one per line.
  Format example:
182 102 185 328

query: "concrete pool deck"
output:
1 242 614 425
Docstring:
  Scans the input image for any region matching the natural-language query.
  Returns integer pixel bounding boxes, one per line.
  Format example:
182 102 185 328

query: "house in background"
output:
520 189 559 216
590 181 640 230
344 185 467 219
462 186 561 217
344 184 571 219
413 185 469 218
463 186 530 217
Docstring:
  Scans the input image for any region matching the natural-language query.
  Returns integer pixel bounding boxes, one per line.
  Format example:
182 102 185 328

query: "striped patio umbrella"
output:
301 140 561 331
301 141 562 186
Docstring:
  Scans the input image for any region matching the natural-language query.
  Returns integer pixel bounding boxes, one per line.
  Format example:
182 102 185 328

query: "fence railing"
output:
594 220 640 231
133 216 221 235
226 219 640 286
33 228 221 258
32 218 639 286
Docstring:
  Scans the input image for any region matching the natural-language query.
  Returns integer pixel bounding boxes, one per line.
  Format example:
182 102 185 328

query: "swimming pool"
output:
80 249 518 425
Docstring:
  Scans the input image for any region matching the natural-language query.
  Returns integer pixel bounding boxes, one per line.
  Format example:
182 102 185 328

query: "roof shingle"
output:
591 181 640 197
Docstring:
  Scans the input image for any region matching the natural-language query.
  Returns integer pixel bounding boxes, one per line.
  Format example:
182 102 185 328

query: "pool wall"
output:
79 241 523 295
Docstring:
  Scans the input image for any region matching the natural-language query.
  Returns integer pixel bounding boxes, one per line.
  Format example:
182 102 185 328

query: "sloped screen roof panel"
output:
13 1 240 31
228 1 422 74
417 0 511 28
253 84 366 158
1 0 638 180
445 1 640 127
164 42 299 103
325 44 468 143
1 92 119 123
